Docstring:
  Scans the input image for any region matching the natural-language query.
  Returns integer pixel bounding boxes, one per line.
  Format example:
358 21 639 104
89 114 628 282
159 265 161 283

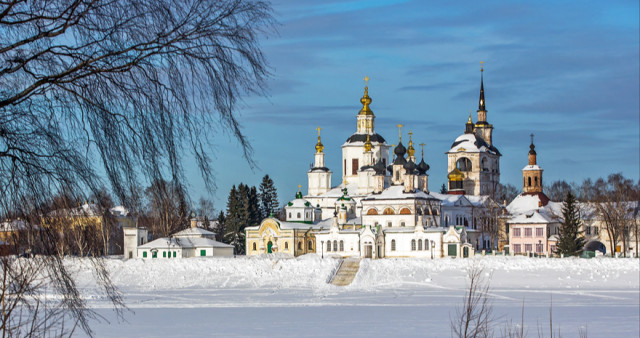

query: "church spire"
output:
478 61 486 114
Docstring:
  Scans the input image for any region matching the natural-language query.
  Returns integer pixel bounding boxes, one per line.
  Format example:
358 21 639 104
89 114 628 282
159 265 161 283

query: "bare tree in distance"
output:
0 0 275 336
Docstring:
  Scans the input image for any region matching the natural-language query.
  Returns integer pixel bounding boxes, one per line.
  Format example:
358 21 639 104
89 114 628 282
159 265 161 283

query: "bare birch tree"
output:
0 0 275 335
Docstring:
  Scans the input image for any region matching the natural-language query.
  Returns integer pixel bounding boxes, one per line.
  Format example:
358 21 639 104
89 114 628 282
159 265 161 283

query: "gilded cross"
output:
364 76 369 86
408 130 413 141
530 133 534 144
480 60 484 72
419 143 426 157
396 124 403 142
298 184 301 191
316 126 322 137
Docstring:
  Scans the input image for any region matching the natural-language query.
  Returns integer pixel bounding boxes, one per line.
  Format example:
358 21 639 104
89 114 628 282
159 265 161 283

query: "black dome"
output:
403 159 416 173
345 133 386 144
373 158 386 175
394 141 406 156
417 159 430 174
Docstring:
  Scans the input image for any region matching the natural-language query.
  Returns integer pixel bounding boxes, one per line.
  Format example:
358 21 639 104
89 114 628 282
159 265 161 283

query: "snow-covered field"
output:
70 255 639 337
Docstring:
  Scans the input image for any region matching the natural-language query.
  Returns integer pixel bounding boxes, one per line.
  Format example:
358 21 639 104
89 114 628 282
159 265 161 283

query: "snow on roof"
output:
507 193 548 215
508 210 554 224
306 183 364 199
287 198 312 209
139 236 233 249
173 227 217 238
430 192 469 207
362 185 438 201
447 133 500 155
522 165 542 171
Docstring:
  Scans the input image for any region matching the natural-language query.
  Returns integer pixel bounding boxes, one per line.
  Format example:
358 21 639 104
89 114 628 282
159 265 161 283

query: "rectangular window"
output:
173 252 177 257
585 226 591 235
352 158 359 175
513 228 521 237
524 228 532 237
143 251 147 258
513 244 521 253
163 251 166 258
525 244 532 252
594 226 599 235
200 249 206 256
536 228 544 237
536 243 543 253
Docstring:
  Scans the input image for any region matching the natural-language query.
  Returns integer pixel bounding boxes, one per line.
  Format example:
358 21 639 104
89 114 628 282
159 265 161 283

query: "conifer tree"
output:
555 191 585 256
215 211 226 242
440 183 448 194
259 174 279 218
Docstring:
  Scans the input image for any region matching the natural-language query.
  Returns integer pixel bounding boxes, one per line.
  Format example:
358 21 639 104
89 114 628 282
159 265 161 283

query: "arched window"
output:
399 208 412 215
425 239 429 250
284 242 289 250
288 212 292 218
297 212 301 218
327 241 331 252
456 157 472 172
298 242 302 250
534 176 538 186
252 242 257 251
383 208 395 215
418 239 423 250
340 240 344 251
411 239 416 251
481 158 488 172
387 221 392 227
333 240 338 252
401 221 406 227
528 177 532 187
366 208 379 215
308 240 313 250
391 239 396 251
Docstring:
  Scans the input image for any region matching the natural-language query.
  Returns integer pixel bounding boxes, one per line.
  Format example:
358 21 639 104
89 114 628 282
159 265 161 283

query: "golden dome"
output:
315 136 324 153
407 131 415 157
364 134 372 152
448 168 464 181
359 77 374 115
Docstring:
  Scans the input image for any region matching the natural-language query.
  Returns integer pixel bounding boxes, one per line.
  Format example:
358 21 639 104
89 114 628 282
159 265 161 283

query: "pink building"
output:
508 210 557 255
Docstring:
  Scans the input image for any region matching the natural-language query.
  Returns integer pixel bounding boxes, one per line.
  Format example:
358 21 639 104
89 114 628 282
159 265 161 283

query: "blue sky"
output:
187 0 639 210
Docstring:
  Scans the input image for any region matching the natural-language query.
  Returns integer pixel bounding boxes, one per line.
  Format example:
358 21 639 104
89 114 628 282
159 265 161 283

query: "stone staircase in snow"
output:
329 258 361 286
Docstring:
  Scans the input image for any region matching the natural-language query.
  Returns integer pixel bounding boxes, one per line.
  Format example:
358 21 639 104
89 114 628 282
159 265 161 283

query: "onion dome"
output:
417 158 430 174
394 141 406 157
374 158 386 175
407 131 415 157
364 134 372 152
403 159 417 174
447 168 464 181
315 127 324 153
315 136 324 153
393 141 407 165
529 139 536 156
359 83 373 116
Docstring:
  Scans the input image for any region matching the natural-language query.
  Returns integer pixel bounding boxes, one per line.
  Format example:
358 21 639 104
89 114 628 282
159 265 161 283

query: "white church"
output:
246 68 501 259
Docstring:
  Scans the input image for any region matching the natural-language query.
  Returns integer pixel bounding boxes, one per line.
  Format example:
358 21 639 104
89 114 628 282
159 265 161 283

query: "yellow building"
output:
245 217 321 256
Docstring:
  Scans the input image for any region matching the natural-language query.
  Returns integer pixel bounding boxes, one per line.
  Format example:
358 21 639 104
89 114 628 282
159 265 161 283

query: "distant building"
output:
247 67 501 259
136 218 233 259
